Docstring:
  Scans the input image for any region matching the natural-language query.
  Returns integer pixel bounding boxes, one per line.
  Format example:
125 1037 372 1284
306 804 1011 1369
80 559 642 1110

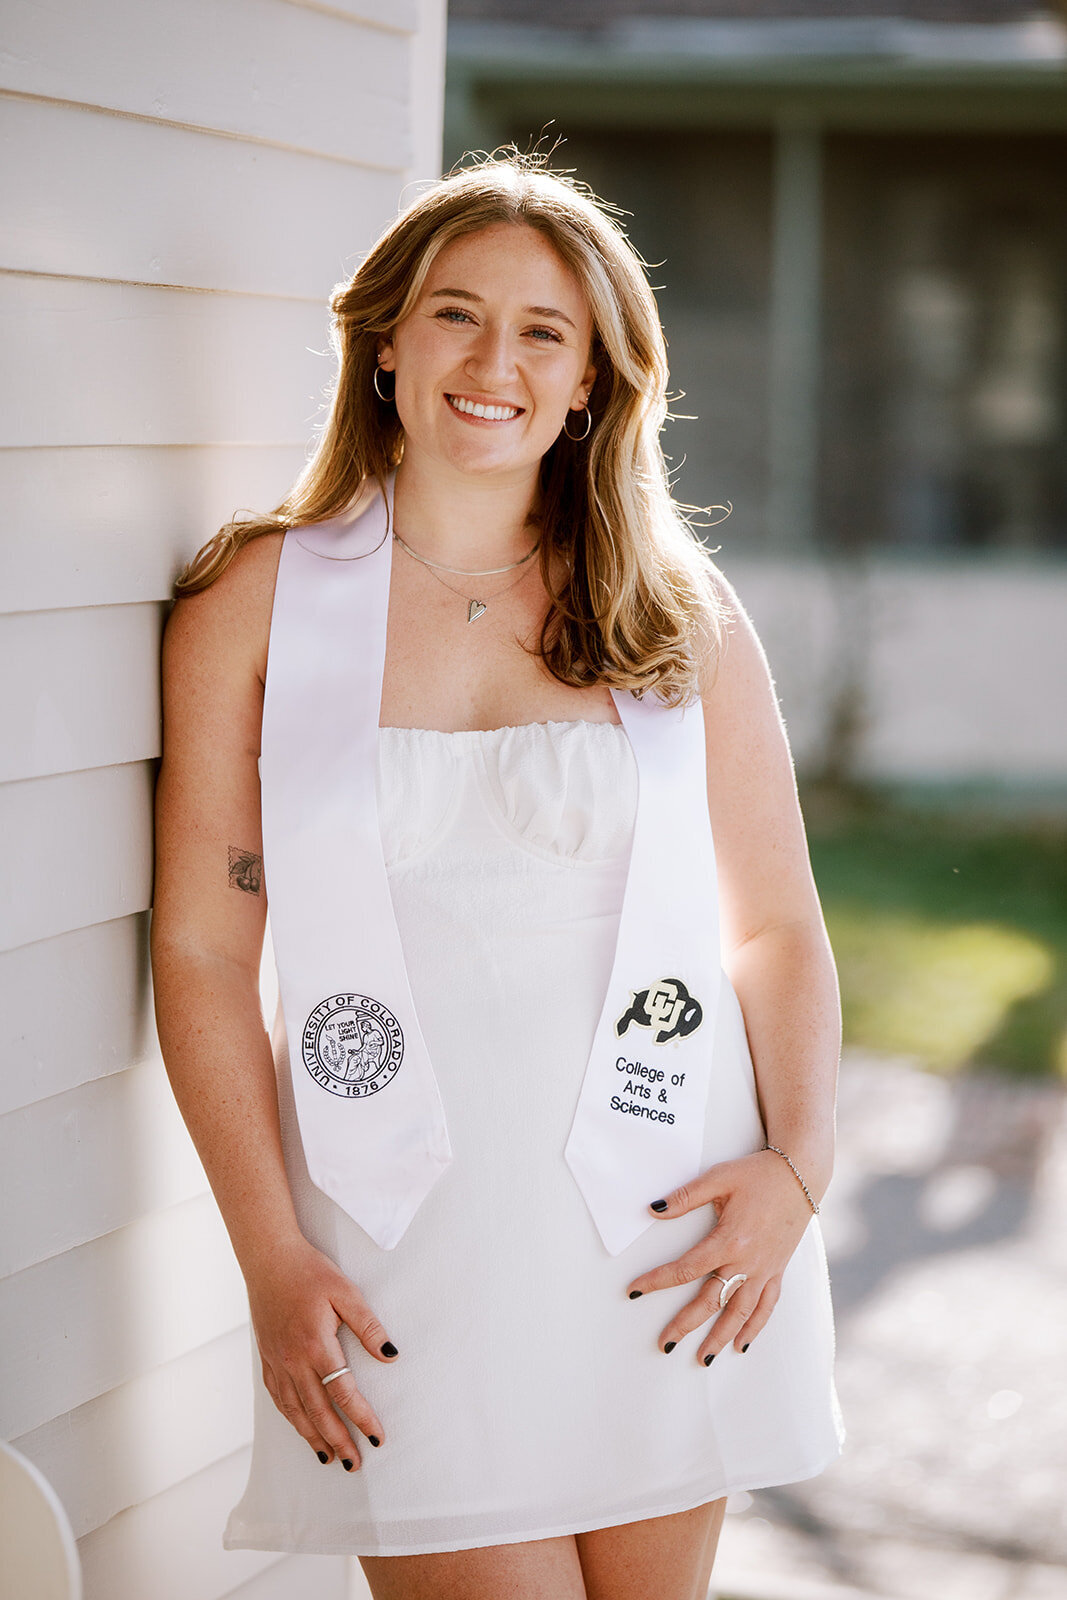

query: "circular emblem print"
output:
302 993 404 1099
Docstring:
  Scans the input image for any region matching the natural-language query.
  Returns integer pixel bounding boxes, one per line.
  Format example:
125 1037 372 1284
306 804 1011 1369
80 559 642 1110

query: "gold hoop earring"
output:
373 363 396 403
563 405 593 442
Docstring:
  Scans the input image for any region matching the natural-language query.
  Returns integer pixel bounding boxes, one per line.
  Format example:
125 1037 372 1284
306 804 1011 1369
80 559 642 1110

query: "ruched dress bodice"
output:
376 719 638 868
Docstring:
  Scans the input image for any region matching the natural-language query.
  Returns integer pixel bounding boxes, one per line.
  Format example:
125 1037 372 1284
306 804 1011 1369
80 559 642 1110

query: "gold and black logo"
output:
616 978 702 1045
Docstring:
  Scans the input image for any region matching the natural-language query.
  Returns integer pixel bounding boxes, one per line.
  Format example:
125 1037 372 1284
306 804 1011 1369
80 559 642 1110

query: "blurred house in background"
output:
446 0 1067 799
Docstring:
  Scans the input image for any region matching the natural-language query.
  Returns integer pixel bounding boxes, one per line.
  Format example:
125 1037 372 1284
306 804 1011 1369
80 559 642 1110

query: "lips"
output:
446 394 524 422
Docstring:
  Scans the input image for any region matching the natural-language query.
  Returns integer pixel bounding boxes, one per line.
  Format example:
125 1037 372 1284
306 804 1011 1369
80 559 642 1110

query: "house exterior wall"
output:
0 4 446 1596
723 558 1067 790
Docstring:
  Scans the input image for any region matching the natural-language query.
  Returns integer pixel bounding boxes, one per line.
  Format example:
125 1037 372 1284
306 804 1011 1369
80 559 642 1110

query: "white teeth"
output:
448 396 520 421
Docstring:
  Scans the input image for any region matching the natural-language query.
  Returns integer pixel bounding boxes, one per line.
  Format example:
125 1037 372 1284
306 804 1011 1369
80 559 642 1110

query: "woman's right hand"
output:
244 1236 397 1471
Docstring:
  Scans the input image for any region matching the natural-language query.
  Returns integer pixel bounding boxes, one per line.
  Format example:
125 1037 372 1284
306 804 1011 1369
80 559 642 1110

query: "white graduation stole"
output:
260 473 721 1254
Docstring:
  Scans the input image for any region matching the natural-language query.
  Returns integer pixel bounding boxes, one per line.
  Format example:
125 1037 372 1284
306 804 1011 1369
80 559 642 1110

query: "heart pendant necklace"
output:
392 531 541 624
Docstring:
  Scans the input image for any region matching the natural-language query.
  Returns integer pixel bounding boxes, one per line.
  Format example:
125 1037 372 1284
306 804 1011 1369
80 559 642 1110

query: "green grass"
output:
803 794 1067 1078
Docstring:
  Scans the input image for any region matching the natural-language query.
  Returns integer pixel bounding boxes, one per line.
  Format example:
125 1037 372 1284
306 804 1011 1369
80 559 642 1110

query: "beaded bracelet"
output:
763 1144 820 1215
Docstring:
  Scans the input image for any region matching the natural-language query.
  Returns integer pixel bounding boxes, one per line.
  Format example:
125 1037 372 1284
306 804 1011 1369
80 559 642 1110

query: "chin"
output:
437 439 542 478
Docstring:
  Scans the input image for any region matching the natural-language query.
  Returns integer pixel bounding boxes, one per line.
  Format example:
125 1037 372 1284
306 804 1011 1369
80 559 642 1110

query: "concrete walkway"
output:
711 1053 1067 1600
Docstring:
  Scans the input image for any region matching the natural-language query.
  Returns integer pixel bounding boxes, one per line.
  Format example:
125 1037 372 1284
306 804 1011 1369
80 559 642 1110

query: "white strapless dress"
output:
225 721 844 1557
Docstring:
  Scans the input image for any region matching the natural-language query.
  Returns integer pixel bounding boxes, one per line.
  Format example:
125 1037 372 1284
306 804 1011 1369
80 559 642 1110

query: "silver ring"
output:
321 1366 351 1386
709 1272 747 1311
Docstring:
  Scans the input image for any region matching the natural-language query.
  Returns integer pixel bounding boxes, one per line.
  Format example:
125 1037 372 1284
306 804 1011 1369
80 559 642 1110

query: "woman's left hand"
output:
625 1149 818 1363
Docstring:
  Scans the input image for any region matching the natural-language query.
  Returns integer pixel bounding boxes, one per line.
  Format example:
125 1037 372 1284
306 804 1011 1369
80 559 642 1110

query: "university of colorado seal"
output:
302 993 404 1098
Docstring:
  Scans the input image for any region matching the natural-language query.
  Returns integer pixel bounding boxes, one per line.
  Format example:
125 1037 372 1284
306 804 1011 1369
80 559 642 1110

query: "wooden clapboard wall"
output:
0 3 446 1596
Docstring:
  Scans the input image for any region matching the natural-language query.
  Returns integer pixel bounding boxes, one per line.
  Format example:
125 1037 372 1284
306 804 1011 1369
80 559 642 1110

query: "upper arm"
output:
151 533 284 977
699 569 826 959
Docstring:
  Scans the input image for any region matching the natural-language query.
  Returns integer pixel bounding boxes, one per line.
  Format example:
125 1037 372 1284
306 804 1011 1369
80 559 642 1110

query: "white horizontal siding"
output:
13 1328 253 1538
71 1442 360 1598
1 0 411 167
0 763 154 952
227 1552 360 1600
0 446 306 613
0 1058 210 1277
0 95 404 299
1 276 332 448
76 1447 356 1600
284 0 417 30
0 1193 248 1439
2 2 444 1590
0 603 163 782
76 1449 278 1600
0 915 154 1116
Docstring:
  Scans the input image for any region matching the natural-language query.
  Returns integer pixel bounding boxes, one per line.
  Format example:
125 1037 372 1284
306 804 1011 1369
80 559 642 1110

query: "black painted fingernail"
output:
741 1342 750 1353
316 1450 329 1464
663 1340 677 1354
381 1341 398 1357
628 1289 643 1299
342 1458 355 1472
650 1199 669 1212
368 1435 381 1448
704 1353 715 1366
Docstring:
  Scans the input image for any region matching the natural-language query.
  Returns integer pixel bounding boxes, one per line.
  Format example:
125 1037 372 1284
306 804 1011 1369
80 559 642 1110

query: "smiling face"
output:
377 222 598 483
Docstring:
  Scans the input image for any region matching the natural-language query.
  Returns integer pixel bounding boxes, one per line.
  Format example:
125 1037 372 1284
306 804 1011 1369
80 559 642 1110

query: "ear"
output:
575 360 597 407
377 337 396 374
569 370 596 411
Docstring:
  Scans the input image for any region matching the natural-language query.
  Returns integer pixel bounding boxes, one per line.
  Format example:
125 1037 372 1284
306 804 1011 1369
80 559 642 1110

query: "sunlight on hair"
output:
174 145 732 704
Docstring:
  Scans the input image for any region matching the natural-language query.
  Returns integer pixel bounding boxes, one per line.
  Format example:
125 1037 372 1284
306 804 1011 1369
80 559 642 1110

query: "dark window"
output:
821 133 1067 553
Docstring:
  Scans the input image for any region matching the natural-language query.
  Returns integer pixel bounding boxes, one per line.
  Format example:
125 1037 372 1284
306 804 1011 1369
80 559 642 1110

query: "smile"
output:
446 394 524 422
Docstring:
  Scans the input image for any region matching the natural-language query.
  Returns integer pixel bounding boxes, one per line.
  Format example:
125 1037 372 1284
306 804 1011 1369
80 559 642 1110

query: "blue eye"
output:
433 308 562 343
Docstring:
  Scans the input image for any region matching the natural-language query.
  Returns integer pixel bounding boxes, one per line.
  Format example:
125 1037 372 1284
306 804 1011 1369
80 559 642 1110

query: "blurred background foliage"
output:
805 795 1067 1077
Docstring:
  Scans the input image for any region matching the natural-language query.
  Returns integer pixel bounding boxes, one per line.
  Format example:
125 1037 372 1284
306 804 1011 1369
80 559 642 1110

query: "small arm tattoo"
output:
228 846 263 896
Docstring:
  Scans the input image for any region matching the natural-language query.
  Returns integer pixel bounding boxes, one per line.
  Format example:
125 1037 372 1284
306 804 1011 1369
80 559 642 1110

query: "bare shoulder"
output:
697 561 783 727
162 530 285 692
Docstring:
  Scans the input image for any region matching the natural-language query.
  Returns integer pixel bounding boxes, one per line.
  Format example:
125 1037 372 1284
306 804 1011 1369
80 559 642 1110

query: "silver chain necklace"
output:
392 530 542 624
391 528 541 577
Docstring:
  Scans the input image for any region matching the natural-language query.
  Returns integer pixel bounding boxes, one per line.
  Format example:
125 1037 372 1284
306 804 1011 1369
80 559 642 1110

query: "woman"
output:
151 152 844 1600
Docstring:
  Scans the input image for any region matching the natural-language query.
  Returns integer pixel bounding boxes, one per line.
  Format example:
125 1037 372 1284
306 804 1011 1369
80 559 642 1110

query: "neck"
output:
391 452 542 569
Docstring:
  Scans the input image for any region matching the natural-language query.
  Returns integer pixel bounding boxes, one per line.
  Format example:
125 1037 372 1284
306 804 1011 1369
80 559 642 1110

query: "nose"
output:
464 321 517 390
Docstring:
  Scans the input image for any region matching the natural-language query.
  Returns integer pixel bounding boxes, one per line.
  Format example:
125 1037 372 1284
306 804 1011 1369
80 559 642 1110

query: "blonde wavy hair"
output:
175 149 724 703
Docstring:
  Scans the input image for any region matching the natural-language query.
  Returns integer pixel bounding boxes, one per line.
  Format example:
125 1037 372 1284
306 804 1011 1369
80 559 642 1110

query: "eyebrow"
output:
428 287 577 331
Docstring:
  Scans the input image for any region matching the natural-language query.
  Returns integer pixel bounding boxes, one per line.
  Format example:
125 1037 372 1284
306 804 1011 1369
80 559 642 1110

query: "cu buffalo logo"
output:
302 993 404 1098
616 978 702 1045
